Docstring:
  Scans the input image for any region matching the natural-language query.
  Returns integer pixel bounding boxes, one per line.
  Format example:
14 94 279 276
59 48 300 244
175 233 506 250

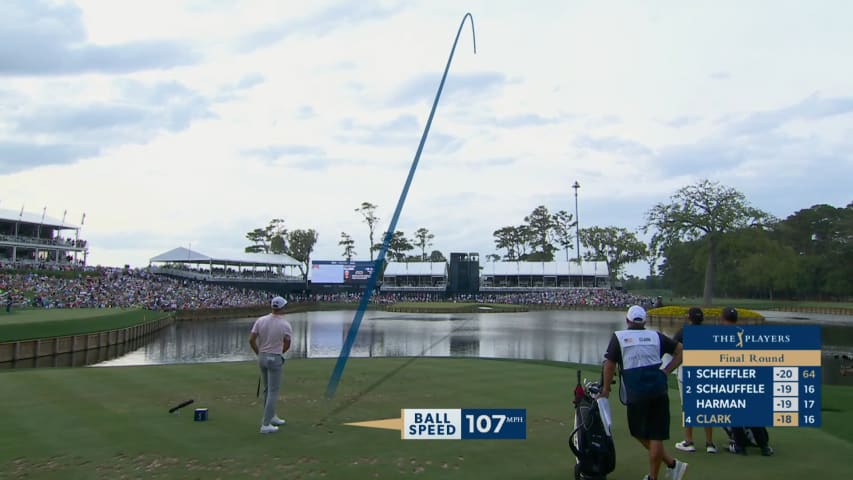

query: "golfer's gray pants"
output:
259 352 284 425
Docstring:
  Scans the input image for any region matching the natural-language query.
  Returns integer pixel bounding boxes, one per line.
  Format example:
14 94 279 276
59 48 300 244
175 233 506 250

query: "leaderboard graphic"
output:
682 325 821 427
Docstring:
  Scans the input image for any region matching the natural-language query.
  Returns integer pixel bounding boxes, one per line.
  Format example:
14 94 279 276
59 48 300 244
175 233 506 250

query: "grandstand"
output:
0 208 88 268
149 246 304 290
480 260 609 290
381 262 448 292
148 245 611 295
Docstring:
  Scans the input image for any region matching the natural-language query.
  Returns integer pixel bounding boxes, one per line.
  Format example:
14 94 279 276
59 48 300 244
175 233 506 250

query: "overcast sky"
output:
2 0 851 276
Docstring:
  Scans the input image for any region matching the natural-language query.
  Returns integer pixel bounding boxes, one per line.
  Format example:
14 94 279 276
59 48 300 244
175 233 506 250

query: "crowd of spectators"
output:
1 267 654 312
1 268 270 311
271 289 654 309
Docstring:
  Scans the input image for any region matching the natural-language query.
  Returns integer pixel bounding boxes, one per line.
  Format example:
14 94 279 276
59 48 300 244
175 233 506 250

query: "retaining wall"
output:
0 315 173 363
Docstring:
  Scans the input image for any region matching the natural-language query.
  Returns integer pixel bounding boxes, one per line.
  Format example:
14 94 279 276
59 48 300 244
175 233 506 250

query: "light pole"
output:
572 181 581 264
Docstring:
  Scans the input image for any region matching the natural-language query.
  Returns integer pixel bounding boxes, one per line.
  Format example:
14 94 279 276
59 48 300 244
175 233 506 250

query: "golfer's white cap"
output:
271 296 288 309
626 305 646 323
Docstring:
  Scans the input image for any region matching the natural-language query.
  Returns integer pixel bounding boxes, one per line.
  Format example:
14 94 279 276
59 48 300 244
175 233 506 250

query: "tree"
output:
428 250 447 262
772 203 853 298
733 229 798 299
493 225 531 261
580 226 648 285
355 202 380 261
245 218 286 254
339 232 356 261
412 227 435 261
427 250 447 262
493 226 519 260
551 209 576 262
373 230 413 262
523 205 557 261
644 238 663 278
485 253 501 262
287 229 319 283
645 179 769 306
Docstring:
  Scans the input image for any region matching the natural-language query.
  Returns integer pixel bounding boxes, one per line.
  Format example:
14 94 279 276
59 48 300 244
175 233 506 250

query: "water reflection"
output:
10 309 846 386
94 310 625 367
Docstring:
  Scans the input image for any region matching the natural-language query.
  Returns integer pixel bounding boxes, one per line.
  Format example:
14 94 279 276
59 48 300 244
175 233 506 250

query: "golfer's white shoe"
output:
271 416 287 426
260 424 279 434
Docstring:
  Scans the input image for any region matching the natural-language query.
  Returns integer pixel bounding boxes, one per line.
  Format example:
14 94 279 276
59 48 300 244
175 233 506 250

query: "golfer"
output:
249 296 293 434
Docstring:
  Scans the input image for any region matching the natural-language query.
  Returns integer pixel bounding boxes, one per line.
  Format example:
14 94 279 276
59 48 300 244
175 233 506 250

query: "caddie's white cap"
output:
271 296 288 309
626 305 646 323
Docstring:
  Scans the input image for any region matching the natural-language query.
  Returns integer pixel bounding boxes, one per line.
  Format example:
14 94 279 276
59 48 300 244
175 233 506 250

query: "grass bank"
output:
0 308 158 342
0 358 850 479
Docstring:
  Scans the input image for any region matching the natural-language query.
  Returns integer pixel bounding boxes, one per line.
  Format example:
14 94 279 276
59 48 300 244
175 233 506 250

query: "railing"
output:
0 234 87 250
151 267 303 283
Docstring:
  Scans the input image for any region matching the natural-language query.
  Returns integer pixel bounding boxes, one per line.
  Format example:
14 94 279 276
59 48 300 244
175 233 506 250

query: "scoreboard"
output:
311 261 375 285
682 325 821 428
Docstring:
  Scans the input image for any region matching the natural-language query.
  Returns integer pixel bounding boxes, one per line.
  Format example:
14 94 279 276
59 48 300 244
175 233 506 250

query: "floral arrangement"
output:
647 306 763 320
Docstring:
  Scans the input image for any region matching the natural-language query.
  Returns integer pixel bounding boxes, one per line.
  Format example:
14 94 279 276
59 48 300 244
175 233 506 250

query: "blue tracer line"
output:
325 13 477 399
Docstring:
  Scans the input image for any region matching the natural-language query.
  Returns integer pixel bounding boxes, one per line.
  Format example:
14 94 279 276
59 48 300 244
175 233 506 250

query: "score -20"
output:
460 409 526 439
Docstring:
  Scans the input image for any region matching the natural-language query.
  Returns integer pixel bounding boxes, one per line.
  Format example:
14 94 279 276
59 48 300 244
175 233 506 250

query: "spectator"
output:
674 307 717 454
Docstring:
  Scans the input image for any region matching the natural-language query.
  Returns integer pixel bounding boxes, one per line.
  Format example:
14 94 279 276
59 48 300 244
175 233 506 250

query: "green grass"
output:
0 308 161 342
0 358 850 479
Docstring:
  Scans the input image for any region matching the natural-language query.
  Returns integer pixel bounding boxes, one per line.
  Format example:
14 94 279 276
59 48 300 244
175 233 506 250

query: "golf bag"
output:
724 426 770 449
569 370 616 480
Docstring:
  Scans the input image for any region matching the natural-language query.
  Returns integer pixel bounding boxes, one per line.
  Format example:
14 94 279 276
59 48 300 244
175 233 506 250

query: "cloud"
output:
0 142 99 174
243 144 326 161
14 81 214 138
574 134 652 157
242 144 336 171
726 93 853 136
710 71 731 80
237 1 404 52
214 74 266 102
0 0 199 75
457 156 517 169
5 79 215 173
584 115 622 128
297 105 316 119
655 140 746 176
662 115 700 128
494 113 563 128
288 157 334 170
387 72 510 107
333 113 463 152
15 104 149 134
236 73 266 90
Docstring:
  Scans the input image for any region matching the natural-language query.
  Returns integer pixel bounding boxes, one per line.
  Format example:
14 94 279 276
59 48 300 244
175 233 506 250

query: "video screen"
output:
311 261 375 284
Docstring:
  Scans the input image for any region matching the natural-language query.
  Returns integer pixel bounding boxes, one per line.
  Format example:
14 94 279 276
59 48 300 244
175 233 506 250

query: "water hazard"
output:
4 310 851 385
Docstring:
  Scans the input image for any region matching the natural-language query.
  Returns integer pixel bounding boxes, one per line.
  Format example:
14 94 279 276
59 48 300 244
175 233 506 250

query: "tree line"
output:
243 180 851 303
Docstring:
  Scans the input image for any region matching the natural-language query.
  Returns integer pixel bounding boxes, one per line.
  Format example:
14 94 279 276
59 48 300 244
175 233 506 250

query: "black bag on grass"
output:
724 426 770 448
569 370 616 480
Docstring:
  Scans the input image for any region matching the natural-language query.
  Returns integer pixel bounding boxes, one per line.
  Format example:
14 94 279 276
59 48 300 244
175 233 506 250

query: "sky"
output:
2 0 852 277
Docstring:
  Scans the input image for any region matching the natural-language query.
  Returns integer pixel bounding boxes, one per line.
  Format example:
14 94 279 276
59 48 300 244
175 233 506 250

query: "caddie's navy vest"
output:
616 329 668 404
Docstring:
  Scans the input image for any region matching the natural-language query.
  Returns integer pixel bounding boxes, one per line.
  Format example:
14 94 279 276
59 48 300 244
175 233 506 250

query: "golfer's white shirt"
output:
251 313 293 354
